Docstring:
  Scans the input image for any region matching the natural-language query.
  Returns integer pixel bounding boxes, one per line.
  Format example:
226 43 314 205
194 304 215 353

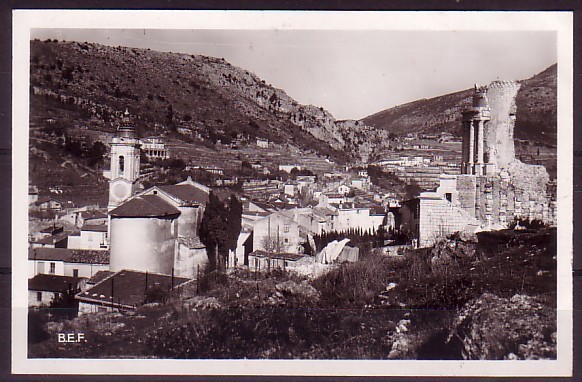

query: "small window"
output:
49 262 55 274
119 155 125 175
283 224 290 233
284 238 289 244
36 291 42 302
73 269 79 278
445 193 452 202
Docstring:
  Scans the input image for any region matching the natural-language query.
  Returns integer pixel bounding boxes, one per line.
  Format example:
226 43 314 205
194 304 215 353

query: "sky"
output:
31 29 557 120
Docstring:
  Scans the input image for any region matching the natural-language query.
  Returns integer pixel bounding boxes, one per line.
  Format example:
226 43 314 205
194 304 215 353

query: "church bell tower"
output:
108 110 141 211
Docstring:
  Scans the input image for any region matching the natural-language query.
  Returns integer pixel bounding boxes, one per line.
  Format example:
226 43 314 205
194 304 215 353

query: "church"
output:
76 112 210 313
106 111 209 278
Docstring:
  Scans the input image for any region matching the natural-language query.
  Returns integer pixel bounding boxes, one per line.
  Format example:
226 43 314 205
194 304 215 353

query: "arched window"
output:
119 155 125 175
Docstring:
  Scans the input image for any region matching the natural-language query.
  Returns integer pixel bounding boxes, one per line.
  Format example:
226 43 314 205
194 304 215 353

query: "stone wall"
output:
418 195 479 247
456 175 477 217
470 170 556 229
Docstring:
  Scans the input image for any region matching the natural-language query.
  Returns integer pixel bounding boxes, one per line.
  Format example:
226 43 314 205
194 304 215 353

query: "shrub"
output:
508 217 549 230
313 254 397 308
145 305 395 359
145 285 170 304
28 309 50 344
198 269 229 293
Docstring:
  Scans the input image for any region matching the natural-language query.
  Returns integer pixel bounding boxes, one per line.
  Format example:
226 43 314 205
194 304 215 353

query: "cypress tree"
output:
199 192 228 272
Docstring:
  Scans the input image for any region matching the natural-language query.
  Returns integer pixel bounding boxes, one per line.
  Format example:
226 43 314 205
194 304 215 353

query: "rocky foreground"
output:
29 226 556 360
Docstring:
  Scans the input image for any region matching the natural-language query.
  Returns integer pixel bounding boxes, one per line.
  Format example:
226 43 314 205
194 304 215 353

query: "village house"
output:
350 177 371 190
29 230 73 249
278 164 302 173
338 184 351 195
329 202 385 233
30 225 65 242
139 136 170 160
295 175 316 191
75 224 109 250
60 209 108 228
279 207 331 236
283 182 297 196
318 192 347 206
256 138 269 148
28 247 110 279
251 211 302 254
33 197 63 212
28 274 85 308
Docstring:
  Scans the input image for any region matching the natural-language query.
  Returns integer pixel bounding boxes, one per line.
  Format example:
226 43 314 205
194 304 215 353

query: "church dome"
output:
117 109 137 139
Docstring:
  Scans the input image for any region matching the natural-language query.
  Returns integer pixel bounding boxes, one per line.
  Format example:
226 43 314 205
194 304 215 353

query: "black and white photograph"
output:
11 10 573 377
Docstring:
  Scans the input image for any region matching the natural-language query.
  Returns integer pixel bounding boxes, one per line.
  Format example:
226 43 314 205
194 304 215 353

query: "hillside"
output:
29 39 388 164
362 64 557 146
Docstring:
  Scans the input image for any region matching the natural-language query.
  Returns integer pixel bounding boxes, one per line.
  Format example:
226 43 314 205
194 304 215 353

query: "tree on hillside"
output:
86 141 107 167
199 193 242 272
199 193 227 272
404 180 422 200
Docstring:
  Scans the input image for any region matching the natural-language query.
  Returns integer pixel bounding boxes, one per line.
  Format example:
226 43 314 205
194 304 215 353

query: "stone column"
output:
475 120 484 175
477 120 484 164
461 122 468 173
468 120 475 174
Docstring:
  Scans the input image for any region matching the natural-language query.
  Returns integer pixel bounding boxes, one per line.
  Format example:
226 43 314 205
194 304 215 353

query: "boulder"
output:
184 296 221 310
447 293 556 360
429 234 477 275
268 281 321 306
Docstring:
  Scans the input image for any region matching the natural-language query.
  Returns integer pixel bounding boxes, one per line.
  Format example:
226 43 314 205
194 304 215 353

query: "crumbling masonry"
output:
411 80 557 247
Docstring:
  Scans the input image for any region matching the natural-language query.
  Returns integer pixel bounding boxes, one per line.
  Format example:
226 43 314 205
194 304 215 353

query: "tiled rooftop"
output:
29 247 110 264
34 231 75 245
109 195 181 218
81 224 108 232
158 184 209 206
249 250 306 261
76 269 190 308
29 274 83 293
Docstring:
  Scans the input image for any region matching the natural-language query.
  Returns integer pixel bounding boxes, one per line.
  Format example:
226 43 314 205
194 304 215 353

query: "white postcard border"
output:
12 9 574 377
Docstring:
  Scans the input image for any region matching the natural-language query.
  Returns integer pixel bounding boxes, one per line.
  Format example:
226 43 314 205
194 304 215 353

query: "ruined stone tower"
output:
410 79 556 246
485 80 521 169
461 80 520 176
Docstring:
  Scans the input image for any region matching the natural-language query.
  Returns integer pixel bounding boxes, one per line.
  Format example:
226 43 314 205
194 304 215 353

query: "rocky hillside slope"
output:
30 39 388 163
362 64 557 146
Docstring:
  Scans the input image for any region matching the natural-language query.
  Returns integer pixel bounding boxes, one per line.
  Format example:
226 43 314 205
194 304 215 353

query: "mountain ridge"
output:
30 39 388 164
362 64 557 146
